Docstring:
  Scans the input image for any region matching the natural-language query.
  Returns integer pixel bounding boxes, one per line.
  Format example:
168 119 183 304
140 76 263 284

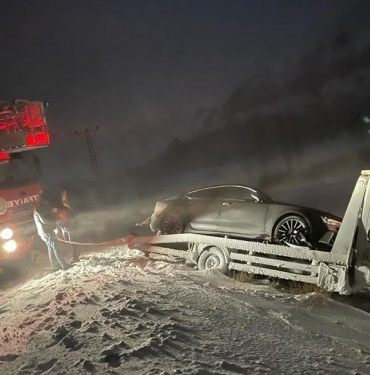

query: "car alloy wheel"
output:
273 215 311 246
160 210 184 235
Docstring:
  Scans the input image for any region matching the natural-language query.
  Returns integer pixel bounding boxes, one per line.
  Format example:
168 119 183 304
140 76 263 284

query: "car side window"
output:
224 187 256 201
187 187 227 199
187 187 255 201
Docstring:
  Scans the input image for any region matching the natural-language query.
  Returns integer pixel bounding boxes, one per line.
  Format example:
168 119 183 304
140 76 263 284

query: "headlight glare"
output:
3 240 17 253
321 216 341 228
0 228 13 240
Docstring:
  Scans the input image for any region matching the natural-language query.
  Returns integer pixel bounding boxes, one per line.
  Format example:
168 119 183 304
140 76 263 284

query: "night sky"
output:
0 0 367 199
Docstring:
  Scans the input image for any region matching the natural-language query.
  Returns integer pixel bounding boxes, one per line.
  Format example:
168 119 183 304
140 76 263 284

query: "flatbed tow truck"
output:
130 170 370 295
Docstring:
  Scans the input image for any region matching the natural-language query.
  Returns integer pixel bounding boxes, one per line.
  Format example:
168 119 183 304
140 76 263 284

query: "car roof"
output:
186 184 259 195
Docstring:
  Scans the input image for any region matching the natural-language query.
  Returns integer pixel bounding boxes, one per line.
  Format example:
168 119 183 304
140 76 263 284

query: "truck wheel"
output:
197 247 228 274
159 210 184 234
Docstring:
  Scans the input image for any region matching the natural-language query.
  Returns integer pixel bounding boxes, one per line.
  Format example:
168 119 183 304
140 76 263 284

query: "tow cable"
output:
55 221 155 248
56 234 159 260
56 235 135 247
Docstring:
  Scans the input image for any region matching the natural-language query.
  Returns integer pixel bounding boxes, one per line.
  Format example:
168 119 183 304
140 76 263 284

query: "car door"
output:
186 187 225 233
217 187 268 238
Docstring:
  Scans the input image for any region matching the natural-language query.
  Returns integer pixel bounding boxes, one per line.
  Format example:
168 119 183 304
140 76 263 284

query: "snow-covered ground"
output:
1 246 370 375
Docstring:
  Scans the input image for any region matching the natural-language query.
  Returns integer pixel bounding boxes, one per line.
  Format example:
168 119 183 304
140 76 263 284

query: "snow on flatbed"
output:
0 246 370 375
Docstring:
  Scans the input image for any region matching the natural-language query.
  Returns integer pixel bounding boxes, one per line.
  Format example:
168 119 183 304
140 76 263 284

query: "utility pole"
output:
74 126 100 177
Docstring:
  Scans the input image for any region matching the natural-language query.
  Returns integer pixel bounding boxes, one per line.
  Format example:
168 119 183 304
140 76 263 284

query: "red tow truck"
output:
0 99 50 269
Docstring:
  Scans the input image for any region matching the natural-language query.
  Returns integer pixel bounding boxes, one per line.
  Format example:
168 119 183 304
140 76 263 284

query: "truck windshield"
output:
0 154 40 189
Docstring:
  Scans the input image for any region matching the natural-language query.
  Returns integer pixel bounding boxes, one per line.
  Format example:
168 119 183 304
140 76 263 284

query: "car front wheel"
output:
273 215 312 247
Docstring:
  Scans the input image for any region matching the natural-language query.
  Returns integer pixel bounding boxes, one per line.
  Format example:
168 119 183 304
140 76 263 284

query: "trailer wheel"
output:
198 247 228 274
159 209 184 235
273 215 311 247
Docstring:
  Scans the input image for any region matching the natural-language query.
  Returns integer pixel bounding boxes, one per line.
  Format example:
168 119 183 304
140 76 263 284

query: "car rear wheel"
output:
197 247 228 274
273 215 311 247
159 210 184 234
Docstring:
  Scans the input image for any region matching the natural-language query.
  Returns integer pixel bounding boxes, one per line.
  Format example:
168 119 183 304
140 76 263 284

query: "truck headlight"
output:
0 228 13 240
321 216 341 229
3 240 17 253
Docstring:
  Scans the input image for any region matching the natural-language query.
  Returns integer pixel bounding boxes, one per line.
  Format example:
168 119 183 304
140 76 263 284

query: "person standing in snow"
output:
33 191 69 271
56 189 80 263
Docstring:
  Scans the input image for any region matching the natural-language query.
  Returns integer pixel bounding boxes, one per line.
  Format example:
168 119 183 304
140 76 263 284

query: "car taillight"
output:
154 202 168 216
